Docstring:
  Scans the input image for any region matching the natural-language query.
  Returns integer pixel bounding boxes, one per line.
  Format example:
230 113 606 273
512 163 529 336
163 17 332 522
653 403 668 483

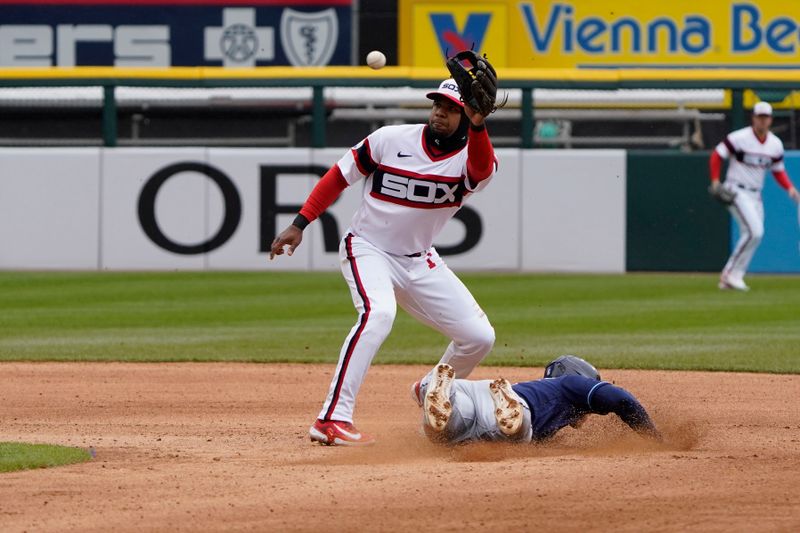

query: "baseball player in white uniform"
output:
710 101 800 291
270 79 498 446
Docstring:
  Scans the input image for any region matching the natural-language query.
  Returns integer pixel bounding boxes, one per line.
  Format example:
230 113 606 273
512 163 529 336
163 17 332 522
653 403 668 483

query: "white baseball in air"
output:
366 50 387 70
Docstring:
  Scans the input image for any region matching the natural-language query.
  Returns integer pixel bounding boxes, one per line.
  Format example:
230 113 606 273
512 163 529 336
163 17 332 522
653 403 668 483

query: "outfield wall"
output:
1 148 798 272
626 152 730 272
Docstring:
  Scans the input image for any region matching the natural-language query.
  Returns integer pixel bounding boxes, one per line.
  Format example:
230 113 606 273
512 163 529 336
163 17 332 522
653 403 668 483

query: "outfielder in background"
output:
421 355 662 445
271 52 502 446
709 101 800 291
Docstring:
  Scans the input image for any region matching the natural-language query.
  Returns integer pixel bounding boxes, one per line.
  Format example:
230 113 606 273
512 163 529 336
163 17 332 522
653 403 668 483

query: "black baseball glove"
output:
446 50 504 116
708 182 737 205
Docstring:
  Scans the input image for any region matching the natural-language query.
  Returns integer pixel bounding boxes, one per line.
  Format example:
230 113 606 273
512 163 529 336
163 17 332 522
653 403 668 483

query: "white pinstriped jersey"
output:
335 124 495 256
715 126 785 192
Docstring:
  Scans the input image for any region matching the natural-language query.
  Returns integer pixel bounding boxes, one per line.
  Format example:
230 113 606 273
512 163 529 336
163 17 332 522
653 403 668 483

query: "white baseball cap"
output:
753 101 773 116
426 78 464 108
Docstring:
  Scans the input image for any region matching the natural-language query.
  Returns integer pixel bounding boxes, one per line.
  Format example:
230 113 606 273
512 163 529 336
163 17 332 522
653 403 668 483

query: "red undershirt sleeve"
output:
297 165 349 225
709 151 723 181
466 124 495 185
772 169 793 190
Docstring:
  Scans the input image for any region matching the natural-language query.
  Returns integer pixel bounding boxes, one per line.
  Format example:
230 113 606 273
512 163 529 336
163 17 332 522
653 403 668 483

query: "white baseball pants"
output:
432 379 533 444
723 184 764 282
318 232 495 423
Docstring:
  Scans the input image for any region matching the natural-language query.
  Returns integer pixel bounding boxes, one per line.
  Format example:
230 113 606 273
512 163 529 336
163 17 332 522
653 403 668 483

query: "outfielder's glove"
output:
708 182 737 205
446 50 504 116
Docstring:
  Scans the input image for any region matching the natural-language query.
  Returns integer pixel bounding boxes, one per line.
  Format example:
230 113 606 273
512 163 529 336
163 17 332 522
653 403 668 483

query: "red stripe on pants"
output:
324 234 370 421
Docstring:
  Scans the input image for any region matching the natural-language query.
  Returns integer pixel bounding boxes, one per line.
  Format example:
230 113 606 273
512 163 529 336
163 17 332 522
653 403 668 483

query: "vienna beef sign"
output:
401 0 800 68
0 0 351 67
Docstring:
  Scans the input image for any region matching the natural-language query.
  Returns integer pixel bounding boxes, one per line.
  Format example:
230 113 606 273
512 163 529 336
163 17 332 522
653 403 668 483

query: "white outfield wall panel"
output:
101 148 208 270
521 150 626 272
0 148 101 269
206 148 315 271
0 148 627 272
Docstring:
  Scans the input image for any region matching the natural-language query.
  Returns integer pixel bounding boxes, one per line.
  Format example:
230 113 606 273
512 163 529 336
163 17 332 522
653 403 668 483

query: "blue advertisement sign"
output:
0 2 351 67
733 151 800 273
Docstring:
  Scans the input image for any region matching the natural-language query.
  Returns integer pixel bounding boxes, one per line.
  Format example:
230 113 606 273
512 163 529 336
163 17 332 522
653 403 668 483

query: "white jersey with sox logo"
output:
336 123 495 255
715 126 785 192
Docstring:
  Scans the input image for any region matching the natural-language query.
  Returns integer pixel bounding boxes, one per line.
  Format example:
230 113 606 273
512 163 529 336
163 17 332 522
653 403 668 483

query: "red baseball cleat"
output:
410 380 423 407
309 419 376 446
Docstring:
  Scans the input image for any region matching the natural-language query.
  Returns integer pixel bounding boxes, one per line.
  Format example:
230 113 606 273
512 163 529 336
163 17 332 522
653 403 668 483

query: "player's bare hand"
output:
789 186 800 203
464 105 486 126
270 225 303 260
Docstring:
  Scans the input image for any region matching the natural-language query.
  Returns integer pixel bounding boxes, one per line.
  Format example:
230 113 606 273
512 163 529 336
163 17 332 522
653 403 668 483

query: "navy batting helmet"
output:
544 355 601 381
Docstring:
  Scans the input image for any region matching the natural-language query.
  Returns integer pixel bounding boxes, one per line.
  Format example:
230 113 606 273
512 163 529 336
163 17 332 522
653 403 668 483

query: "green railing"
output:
2 66 797 147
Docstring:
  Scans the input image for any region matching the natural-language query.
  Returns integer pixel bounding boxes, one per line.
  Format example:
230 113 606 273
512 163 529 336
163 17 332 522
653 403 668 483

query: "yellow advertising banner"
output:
399 0 800 68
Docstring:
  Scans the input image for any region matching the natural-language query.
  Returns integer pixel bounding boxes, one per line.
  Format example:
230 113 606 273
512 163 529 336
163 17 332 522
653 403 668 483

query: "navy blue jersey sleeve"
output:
513 375 661 442
556 375 610 409
589 383 660 439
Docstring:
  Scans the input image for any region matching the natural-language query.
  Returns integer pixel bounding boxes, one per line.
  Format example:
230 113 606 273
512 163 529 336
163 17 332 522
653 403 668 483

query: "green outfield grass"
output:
0 442 92 473
0 271 798 373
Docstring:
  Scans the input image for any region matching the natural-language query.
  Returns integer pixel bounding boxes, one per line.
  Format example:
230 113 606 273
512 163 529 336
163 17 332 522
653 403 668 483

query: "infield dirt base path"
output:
1 363 799 532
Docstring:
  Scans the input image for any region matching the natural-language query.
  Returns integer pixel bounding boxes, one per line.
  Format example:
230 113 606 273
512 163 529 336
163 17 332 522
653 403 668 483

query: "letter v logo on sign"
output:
430 13 491 58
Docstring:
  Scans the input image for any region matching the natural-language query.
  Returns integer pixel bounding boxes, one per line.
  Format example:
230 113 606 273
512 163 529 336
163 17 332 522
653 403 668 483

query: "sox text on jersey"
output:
336 124 494 256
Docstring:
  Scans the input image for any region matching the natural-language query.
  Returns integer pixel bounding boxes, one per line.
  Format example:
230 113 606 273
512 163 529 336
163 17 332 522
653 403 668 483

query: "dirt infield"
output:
1 363 799 532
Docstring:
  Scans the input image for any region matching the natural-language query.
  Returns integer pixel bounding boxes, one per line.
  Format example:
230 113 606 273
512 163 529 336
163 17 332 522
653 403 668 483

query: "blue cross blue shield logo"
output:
280 8 338 66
